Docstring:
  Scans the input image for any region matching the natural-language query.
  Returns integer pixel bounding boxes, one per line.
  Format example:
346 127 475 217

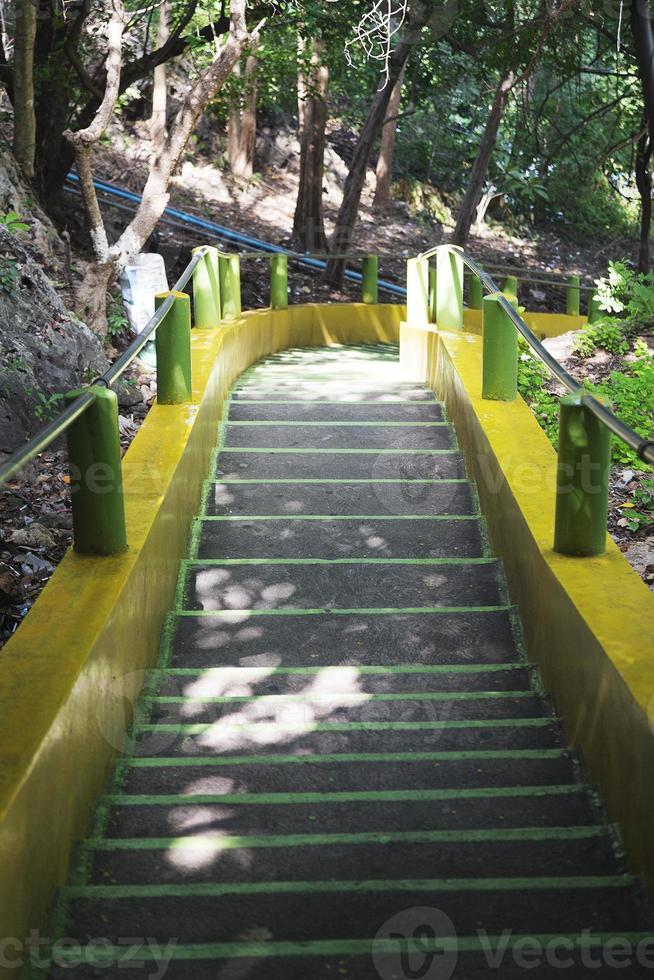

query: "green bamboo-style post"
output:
219 253 242 320
481 293 518 401
406 256 430 325
429 263 437 322
436 247 463 329
588 293 602 324
554 392 611 557
469 267 484 310
501 275 519 304
270 254 288 310
361 255 378 304
65 385 127 556
154 292 192 404
567 275 581 317
192 246 220 327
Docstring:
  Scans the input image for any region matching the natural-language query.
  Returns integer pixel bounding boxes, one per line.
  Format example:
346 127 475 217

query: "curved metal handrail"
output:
0 247 209 486
419 245 654 467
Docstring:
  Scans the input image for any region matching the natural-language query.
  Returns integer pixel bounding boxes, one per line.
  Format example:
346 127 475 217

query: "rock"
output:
624 536 654 576
0 222 108 455
542 330 580 362
8 523 57 550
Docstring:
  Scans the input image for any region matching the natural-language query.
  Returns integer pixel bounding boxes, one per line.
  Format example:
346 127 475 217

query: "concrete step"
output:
182 560 504 612
231 385 437 401
167 609 522 668
150 664 537 697
84 826 620 886
194 516 486 560
102 785 602 839
144 691 552 726
214 449 465 480
222 422 455 451
116 751 576 797
226 401 446 421
57 877 648 946
131 718 567 759
204 479 476 516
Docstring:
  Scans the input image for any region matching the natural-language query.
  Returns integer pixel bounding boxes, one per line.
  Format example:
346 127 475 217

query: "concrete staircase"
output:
47 344 653 979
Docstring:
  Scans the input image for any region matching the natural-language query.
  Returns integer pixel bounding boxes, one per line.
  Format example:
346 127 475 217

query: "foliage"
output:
591 348 654 470
0 211 30 234
33 391 64 423
0 256 18 294
594 261 654 328
516 344 559 448
572 319 630 357
618 479 654 533
107 301 130 339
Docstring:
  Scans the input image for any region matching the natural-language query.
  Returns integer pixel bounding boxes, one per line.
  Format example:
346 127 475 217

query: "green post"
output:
567 275 580 317
155 291 192 404
361 255 378 304
469 267 484 310
482 293 518 401
270 254 288 310
65 385 127 556
436 246 463 329
588 292 602 324
554 392 611 557
192 246 220 327
219 253 242 321
428 264 437 322
406 257 429 325
502 275 519 304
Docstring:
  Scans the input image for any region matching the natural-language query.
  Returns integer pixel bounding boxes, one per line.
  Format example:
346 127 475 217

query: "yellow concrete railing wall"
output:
401 317 654 892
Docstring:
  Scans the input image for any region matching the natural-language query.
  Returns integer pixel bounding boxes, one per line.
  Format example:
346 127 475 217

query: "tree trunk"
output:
373 64 405 209
13 0 37 179
324 42 414 285
636 123 652 274
451 68 516 246
228 42 258 179
150 1 169 158
293 39 329 251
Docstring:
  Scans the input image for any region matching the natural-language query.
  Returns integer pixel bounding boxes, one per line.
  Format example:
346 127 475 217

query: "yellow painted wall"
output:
0 303 402 975
463 306 587 338
401 319 654 889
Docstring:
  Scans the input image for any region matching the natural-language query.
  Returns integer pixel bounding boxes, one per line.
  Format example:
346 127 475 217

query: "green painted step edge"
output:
134 717 555 733
45 933 654 965
175 606 511 618
225 400 443 405
150 663 532 676
121 748 567 768
183 557 493 566
197 514 480 521
224 421 451 427
80 825 609 852
145 690 540 704
216 447 459 454
101 784 591 806
60 875 636 900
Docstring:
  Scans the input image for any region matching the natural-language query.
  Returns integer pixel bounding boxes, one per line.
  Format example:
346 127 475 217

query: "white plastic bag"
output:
119 254 169 337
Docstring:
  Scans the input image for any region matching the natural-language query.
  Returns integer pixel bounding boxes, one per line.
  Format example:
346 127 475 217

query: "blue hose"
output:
67 172 407 298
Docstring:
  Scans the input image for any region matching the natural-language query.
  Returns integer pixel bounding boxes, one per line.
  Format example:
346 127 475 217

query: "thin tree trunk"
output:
293 39 328 251
150 0 169 158
13 0 37 179
324 41 413 285
636 123 652 274
228 42 258 178
373 64 405 208
451 68 516 246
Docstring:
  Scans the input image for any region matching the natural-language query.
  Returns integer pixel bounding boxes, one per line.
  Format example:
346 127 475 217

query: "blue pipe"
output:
67 172 407 298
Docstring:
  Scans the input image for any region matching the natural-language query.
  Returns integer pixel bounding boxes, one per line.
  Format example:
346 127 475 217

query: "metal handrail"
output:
0 247 209 486
422 246 654 467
